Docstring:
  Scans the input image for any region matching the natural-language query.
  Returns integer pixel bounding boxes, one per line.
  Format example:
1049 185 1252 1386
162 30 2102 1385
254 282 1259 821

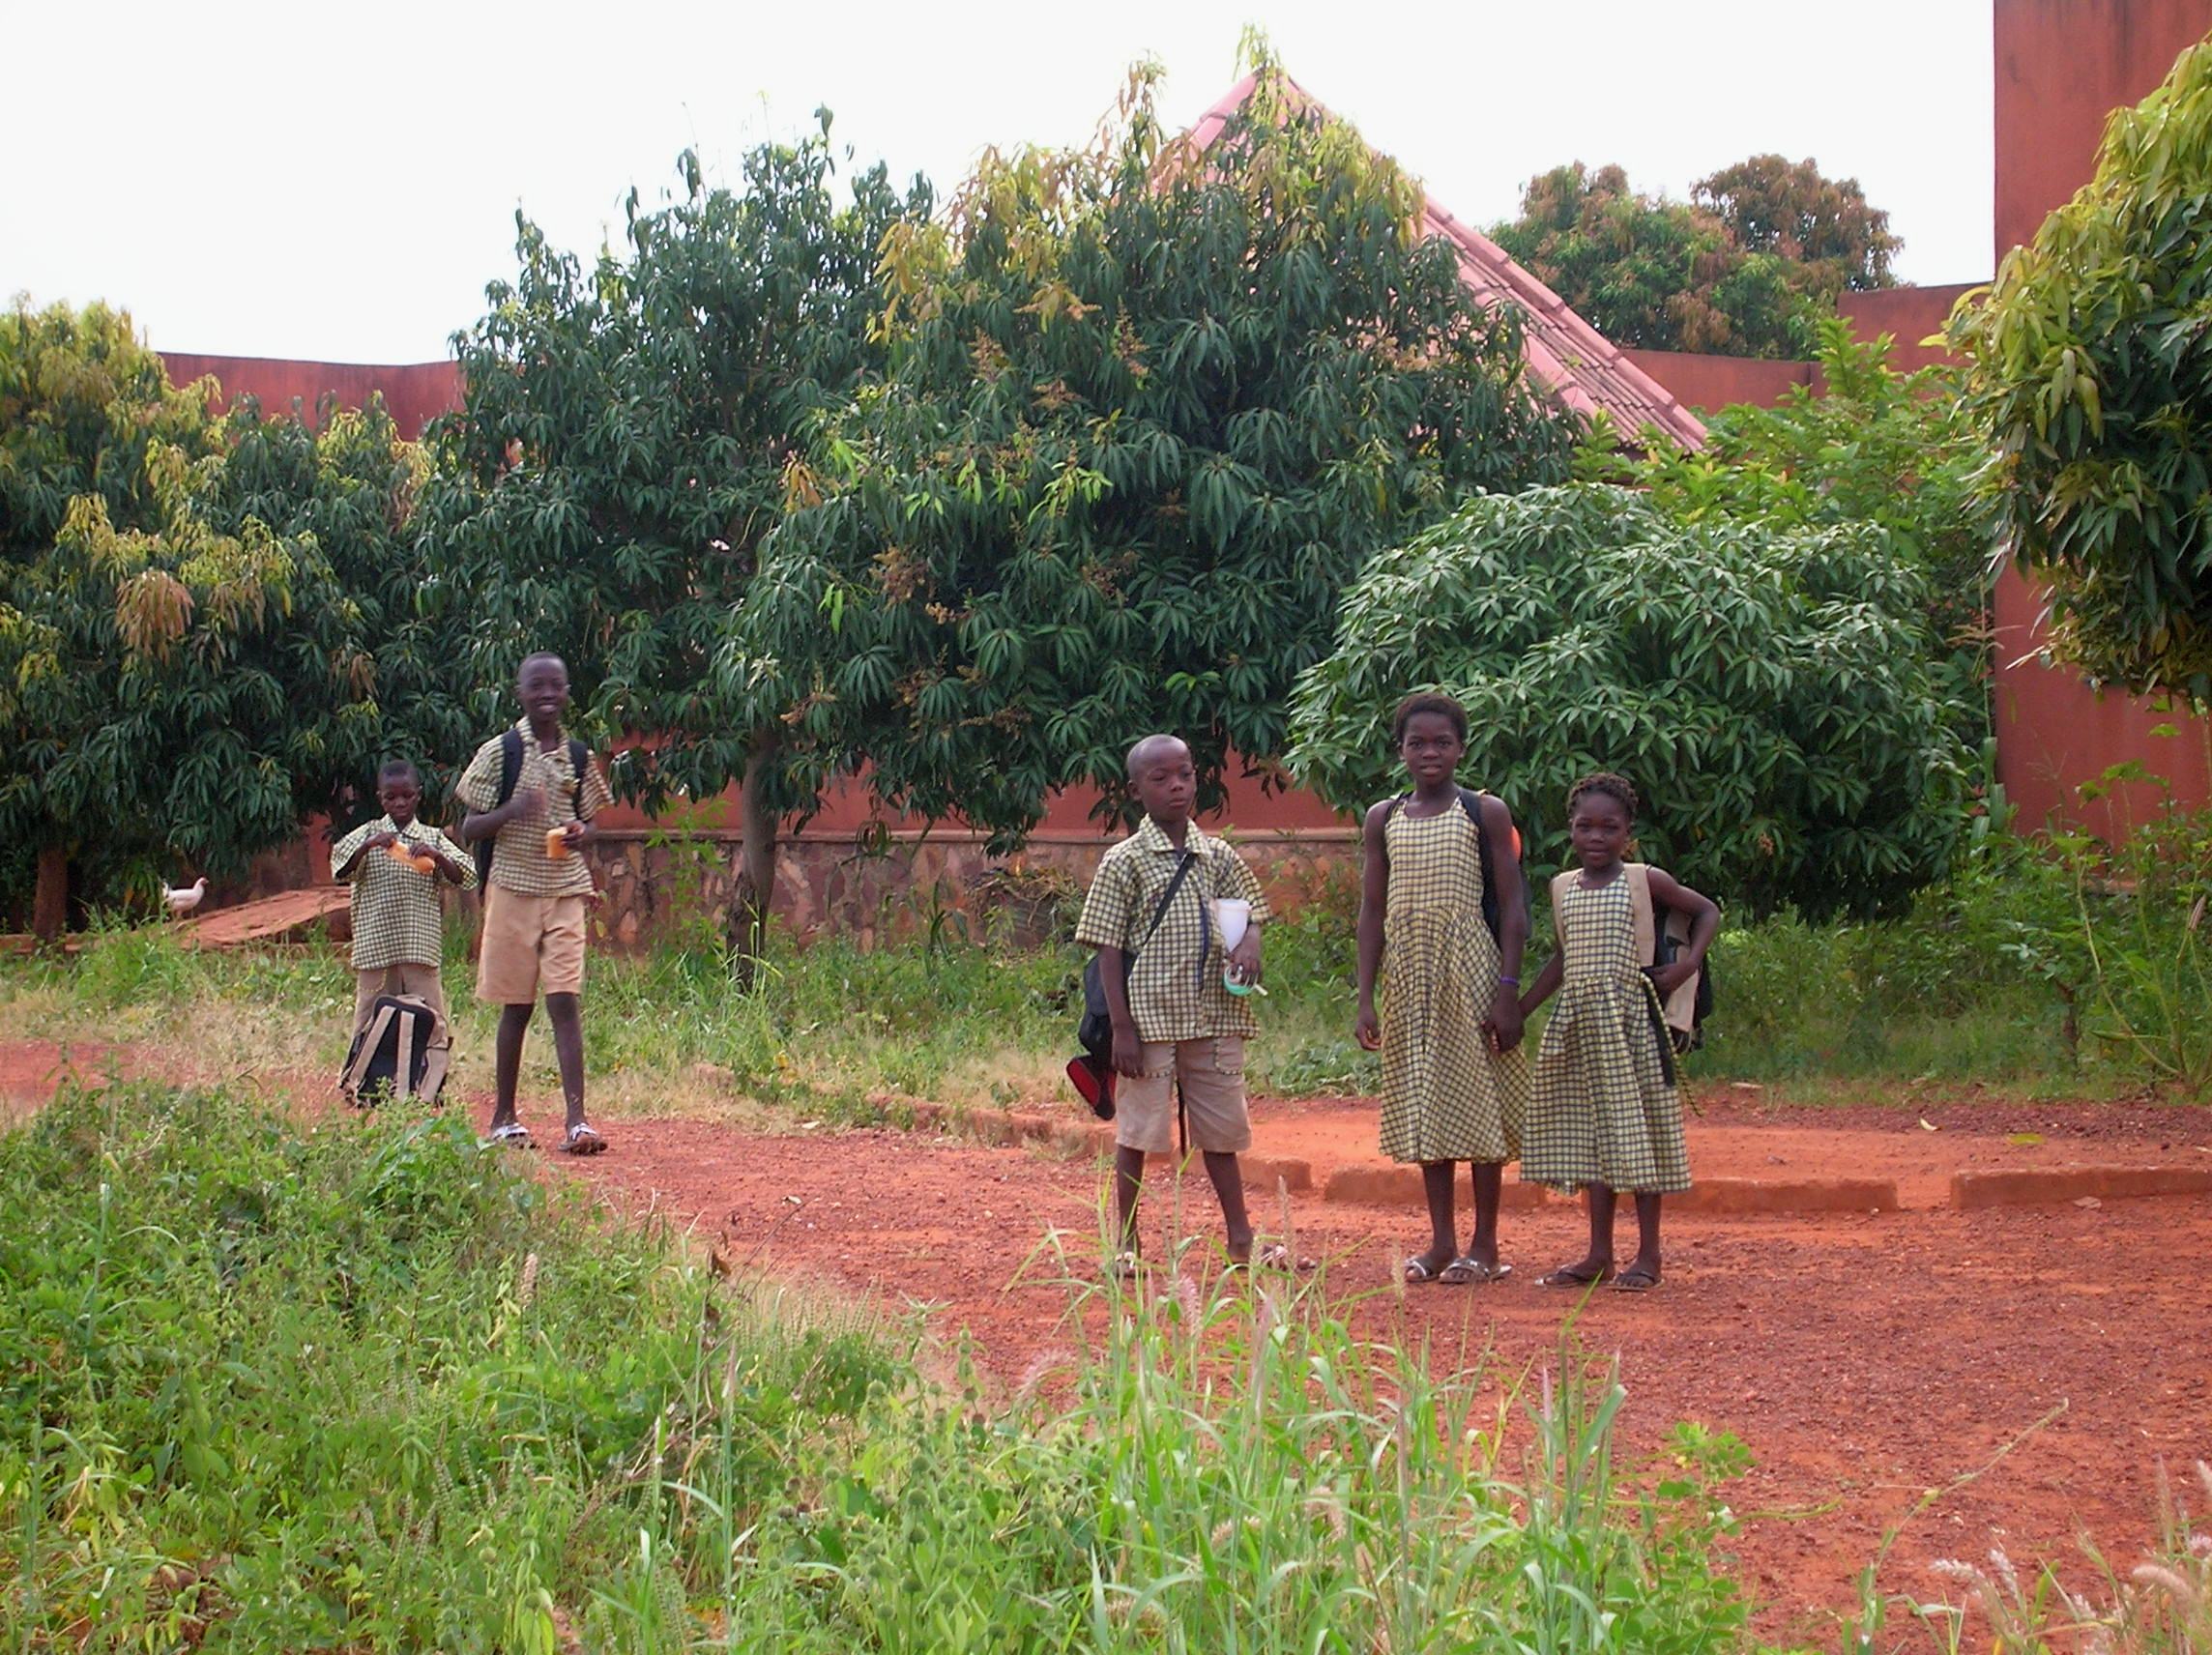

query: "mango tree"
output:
0 301 422 934
419 122 933 958
722 62 1579 857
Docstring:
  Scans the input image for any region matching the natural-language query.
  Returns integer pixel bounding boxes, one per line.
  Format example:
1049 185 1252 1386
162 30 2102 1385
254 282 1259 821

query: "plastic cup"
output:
545 827 570 860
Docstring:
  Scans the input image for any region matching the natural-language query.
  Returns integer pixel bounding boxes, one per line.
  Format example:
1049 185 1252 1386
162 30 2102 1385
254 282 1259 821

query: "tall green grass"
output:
0 1083 1764 1651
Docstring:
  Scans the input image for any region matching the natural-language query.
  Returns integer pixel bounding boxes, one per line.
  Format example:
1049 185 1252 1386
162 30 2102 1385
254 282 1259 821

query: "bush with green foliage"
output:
1284 482 1976 918
1583 318 1998 731
725 60 1579 850
1949 31 2212 702
0 302 430 934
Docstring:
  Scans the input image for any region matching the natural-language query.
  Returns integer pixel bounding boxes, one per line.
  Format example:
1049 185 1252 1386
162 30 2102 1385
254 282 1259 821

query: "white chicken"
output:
164 877 208 916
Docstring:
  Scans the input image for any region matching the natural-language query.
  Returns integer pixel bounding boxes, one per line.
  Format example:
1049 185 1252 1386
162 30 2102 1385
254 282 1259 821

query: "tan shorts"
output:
353 962 451 1050
1116 1036 1251 1155
477 886 588 1004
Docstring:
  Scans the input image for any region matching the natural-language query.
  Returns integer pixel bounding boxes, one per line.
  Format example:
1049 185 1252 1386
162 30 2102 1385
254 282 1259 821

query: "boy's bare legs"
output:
1410 1162 1458 1279
1202 1150 1255 1263
1114 1146 1146 1257
490 1002 533 1132
545 992 587 1134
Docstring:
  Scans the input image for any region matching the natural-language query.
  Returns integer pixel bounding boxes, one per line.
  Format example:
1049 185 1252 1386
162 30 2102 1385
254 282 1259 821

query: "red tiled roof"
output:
1185 73 1708 450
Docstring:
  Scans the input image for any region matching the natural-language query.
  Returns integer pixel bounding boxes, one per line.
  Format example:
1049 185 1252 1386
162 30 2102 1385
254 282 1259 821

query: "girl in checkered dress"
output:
1517 773 1716 1292
1355 695 1531 1287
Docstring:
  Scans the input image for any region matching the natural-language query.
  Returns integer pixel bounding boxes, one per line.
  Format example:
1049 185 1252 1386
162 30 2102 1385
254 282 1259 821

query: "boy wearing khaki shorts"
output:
1075 734 1290 1274
455 652 613 1154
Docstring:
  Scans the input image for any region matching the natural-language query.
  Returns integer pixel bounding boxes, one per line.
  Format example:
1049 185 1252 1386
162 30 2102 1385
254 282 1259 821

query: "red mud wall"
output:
1987 0 2212 833
1835 284 1981 370
160 353 462 440
1621 351 1810 414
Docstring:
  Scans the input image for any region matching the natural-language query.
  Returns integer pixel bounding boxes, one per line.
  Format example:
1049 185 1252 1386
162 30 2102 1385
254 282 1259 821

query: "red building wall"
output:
159 353 462 440
1987 0 2212 833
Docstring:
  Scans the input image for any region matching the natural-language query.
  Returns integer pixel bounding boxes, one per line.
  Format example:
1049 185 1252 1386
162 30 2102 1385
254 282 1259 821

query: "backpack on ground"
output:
1387 786 1529 945
471 729 591 888
1546 864 1714 1052
341 994 449 1107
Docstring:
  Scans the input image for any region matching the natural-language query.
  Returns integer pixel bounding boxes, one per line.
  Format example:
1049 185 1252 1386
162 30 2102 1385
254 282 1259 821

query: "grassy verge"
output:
0 1082 1775 1651
0 876 2178 1124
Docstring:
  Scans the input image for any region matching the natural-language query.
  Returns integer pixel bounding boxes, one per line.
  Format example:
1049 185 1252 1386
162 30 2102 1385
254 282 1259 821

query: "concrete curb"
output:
886 1093 2212 1216
1951 1164 2212 1209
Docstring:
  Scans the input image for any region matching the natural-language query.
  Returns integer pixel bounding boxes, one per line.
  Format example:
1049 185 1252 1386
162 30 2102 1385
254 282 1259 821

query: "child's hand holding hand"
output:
1482 985 1524 1053
1648 961 1699 997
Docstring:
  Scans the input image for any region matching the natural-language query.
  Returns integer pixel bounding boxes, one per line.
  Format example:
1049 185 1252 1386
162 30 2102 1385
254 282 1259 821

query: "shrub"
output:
1285 482 1977 919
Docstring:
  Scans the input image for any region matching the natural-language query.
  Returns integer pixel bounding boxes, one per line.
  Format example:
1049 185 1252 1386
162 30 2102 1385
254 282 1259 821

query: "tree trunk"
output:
728 733 778 987
31 845 68 943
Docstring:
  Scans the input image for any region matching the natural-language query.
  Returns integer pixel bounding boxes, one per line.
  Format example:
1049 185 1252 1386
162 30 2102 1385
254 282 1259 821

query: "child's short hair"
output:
1391 692 1469 744
1567 771 1638 821
378 759 421 788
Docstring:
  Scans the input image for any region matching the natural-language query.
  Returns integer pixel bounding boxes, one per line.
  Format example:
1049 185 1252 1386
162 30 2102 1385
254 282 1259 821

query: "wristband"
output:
1498 974 1519 987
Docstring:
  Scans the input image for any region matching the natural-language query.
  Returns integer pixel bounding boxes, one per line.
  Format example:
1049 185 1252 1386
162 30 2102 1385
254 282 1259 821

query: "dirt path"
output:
4 1042 2205 1643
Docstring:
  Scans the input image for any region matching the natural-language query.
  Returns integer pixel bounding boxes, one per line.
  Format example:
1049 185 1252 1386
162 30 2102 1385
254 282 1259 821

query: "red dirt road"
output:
4 1041 2205 1641
575 1100 2212 1641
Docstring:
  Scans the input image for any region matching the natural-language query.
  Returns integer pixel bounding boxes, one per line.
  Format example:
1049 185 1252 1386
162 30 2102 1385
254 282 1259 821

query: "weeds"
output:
0 1082 1761 1651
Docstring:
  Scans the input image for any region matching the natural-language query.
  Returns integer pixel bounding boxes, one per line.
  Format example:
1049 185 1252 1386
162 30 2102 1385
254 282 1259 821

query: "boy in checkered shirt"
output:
455 652 613 1155
330 759 476 1062
1075 734 1295 1275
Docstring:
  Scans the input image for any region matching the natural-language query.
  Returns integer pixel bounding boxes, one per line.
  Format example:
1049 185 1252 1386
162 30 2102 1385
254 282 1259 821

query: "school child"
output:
1517 773 1718 1292
1353 693 1530 1286
455 652 613 1155
1075 733 1286 1274
329 759 475 1056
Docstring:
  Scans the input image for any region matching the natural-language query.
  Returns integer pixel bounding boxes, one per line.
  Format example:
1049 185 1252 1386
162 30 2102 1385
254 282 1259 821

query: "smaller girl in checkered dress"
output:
1517 773 1716 1292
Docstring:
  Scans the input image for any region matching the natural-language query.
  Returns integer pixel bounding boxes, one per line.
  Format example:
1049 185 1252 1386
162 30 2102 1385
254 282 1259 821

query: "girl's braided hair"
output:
1566 771 1638 822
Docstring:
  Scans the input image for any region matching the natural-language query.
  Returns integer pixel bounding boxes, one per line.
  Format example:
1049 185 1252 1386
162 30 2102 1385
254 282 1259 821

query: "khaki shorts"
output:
1116 1036 1251 1155
354 962 451 1051
477 886 588 1004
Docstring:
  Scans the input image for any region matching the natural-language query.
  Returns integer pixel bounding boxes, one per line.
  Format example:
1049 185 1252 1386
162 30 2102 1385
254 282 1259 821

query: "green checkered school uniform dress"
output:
1521 871 1691 1194
1377 805 1528 1164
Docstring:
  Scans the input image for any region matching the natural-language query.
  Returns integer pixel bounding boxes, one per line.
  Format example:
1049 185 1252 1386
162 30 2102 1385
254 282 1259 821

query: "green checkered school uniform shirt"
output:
331 815 475 971
1074 818 1271 1044
453 720 612 899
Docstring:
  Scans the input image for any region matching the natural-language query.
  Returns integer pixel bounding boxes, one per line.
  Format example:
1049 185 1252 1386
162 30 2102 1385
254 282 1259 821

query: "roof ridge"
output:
1181 71 1706 449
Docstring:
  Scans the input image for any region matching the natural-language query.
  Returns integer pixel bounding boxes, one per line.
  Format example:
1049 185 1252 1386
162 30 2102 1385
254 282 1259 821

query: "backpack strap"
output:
1549 869 1575 947
567 737 590 817
1623 864 1659 968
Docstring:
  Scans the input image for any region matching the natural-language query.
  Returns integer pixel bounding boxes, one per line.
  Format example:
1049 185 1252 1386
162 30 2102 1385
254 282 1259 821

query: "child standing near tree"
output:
1517 772 1717 1292
330 759 475 1060
1354 693 1531 1286
1076 733 1289 1275
456 652 613 1155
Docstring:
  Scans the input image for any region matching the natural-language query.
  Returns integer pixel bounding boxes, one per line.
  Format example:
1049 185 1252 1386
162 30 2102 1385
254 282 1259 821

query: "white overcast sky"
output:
4 0 1994 364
